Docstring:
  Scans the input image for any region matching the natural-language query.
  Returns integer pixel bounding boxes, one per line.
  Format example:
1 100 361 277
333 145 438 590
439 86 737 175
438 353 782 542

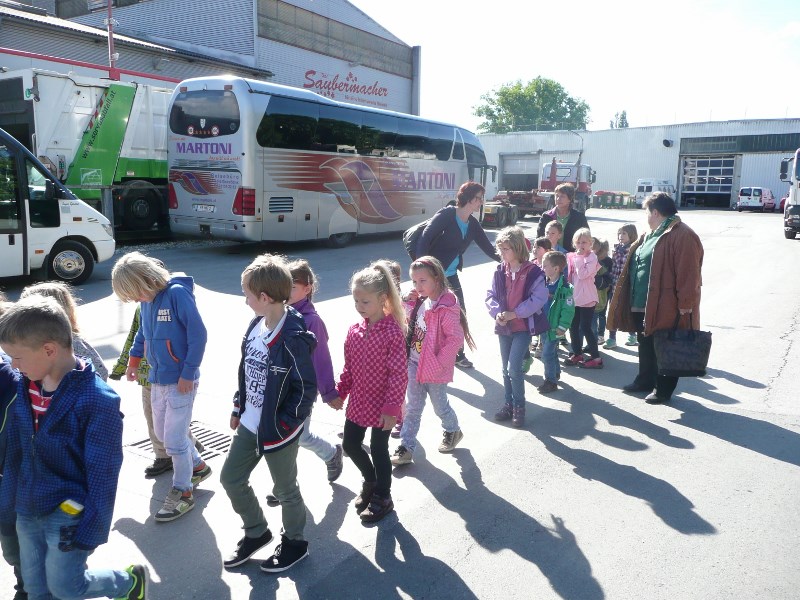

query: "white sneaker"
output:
391 445 413 465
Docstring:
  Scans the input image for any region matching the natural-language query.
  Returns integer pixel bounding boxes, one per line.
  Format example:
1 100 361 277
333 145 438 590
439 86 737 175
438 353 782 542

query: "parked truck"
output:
780 149 800 239
482 156 596 226
0 68 173 230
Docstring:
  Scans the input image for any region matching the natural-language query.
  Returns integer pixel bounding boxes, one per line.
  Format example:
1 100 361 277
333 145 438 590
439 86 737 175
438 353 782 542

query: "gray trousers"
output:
220 425 306 541
143 385 198 459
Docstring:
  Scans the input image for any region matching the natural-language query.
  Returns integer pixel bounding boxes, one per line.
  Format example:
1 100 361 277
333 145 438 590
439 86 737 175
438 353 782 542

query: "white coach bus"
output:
167 76 489 247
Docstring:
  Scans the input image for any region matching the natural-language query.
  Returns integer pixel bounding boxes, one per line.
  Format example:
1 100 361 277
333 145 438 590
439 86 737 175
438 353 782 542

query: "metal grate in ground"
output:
125 421 231 461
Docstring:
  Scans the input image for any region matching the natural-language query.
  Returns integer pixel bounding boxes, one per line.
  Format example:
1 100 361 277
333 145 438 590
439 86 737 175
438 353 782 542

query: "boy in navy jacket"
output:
0 295 146 599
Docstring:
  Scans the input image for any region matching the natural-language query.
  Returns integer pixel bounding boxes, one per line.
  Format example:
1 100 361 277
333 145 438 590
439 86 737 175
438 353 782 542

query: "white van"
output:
635 179 676 207
737 187 776 212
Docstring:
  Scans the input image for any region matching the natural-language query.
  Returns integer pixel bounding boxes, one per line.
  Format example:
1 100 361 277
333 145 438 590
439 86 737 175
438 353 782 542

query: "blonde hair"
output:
572 227 592 247
350 261 406 333
242 254 292 303
111 251 170 303
287 258 318 300
21 281 81 333
495 226 530 263
374 258 402 289
409 256 476 351
0 294 73 349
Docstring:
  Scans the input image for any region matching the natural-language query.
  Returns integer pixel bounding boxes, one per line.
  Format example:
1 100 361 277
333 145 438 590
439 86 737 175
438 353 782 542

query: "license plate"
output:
193 204 216 213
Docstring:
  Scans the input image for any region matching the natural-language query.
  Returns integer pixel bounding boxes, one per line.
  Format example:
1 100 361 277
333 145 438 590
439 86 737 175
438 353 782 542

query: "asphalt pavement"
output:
1 208 799 599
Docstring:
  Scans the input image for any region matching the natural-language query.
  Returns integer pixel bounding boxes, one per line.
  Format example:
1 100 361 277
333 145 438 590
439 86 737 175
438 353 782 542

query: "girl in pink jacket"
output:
391 256 474 467
566 227 603 368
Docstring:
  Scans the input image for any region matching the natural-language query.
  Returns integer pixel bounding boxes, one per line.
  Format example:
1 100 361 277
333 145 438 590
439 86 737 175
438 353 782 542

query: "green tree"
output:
474 77 590 134
610 110 629 128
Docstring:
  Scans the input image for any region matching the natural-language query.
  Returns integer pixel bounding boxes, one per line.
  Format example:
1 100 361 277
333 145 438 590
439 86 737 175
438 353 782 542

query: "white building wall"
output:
740 153 790 201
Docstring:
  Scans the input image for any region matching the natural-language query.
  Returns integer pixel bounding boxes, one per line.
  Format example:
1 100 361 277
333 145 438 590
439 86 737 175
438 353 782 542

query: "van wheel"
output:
327 232 355 248
48 241 94 285
785 230 797 240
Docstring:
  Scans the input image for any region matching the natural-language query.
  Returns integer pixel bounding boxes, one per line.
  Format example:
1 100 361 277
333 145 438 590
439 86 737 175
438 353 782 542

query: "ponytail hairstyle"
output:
287 258 318 300
409 256 476 351
350 261 407 333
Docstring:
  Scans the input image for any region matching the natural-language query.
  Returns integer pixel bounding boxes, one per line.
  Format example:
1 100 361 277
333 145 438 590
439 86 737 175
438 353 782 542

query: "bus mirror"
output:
780 159 788 181
45 179 54 201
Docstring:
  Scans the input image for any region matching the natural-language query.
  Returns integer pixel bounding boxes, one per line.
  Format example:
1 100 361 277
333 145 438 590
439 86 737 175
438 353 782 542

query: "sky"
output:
347 0 800 133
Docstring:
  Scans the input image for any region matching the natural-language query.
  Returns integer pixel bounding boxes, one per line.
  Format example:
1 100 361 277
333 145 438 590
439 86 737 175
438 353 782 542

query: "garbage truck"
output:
0 68 173 230
0 126 115 284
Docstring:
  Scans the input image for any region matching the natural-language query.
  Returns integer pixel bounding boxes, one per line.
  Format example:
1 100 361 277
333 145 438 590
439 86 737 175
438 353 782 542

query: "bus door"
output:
0 141 25 277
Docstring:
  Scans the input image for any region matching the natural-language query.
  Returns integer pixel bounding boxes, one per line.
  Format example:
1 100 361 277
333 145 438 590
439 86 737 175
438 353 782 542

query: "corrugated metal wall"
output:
71 0 255 57
740 153 790 202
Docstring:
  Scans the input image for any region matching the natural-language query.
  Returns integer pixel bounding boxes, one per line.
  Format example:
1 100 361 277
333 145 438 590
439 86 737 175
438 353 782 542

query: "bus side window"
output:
318 105 361 153
0 145 21 230
359 113 397 157
452 130 465 161
26 159 60 229
257 96 319 150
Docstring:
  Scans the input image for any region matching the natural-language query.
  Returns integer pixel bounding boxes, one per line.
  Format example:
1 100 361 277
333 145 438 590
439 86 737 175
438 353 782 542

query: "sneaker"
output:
390 445 413 466
118 564 147 600
390 422 403 439
625 334 639 346
360 493 394 523
265 494 280 507
354 480 376 512
521 353 533 374
597 337 605 345
494 404 513 421
154 487 194 522
563 354 584 367
260 535 309 573
326 444 344 482
580 357 604 369
438 430 464 453
455 354 474 369
538 381 558 394
144 457 172 478
223 529 273 568
191 462 212 486
194 438 205 453
603 338 617 349
533 347 543 359
512 407 525 428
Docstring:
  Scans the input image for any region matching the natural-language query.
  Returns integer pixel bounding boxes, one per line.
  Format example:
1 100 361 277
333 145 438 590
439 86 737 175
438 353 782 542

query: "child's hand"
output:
379 414 397 431
328 397 344 410
230 416 240 430
406 289 419 303
125 366 138 382
496 313 507 325
177 377 194 394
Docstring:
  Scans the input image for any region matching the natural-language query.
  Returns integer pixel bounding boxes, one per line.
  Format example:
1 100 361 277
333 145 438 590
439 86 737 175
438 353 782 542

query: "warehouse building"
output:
479 119 800 208
1 0 418 114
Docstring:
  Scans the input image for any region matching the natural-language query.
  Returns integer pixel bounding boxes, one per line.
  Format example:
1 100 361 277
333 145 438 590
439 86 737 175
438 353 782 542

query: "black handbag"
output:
652 313 712 377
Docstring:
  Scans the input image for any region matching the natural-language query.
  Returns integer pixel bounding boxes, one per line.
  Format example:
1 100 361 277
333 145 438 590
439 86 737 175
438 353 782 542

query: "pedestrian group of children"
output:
0 214 638 599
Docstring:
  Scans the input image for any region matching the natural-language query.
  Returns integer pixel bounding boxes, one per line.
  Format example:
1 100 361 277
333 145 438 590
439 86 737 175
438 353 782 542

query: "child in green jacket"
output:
539 252 576 393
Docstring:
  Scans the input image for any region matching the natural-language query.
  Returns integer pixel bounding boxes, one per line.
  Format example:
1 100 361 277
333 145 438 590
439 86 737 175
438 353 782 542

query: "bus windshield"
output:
169 90 240 139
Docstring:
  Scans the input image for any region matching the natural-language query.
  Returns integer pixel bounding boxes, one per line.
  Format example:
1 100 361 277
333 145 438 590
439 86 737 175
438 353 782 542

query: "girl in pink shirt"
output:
337 262 407 523
391 256 474 467
565 227 602 368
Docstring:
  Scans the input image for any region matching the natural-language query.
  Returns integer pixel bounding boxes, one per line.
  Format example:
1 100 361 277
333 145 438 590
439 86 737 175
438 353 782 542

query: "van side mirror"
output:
45 179 54 201
780 159 789 181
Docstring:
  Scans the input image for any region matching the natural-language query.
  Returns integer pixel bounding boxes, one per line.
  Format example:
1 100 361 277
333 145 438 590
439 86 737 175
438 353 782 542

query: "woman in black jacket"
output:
536 183 589 252
416 181 500 368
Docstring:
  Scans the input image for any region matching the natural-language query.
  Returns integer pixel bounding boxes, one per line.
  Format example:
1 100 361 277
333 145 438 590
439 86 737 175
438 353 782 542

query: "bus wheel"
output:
48 241 94 285
123 186 160 230
327 232 355 248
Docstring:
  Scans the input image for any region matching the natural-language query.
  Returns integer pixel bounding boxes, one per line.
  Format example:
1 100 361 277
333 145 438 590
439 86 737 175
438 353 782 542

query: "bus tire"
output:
327 232 355 248
48 240 94 285
123 184 160 231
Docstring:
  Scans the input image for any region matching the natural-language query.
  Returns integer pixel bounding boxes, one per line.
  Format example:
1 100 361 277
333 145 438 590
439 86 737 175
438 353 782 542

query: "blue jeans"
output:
498 331 532 408
298 411 337 462
401 361 460 453
591 309 606 340
151 382 202 491
541 338 561 383
16 511 130 600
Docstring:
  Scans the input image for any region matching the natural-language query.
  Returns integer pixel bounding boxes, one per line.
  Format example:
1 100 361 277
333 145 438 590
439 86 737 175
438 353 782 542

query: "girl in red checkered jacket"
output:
391 256 475 468
337 262 408 523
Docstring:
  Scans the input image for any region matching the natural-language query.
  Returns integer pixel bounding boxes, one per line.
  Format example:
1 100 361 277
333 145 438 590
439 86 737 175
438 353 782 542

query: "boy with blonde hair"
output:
112 251 210 523
221 254 317 573
0 295 147 599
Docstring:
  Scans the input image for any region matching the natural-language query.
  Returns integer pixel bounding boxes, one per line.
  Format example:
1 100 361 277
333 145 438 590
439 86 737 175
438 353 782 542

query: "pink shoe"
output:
563 354 584 367
580 357 604 369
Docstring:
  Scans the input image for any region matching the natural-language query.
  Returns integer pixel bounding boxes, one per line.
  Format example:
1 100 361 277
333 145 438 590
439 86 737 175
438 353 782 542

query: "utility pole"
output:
105 1 120 80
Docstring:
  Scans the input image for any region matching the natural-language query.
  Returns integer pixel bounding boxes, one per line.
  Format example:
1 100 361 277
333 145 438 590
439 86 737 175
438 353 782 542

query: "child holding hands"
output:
338 262 408 523
565 228 602 368
486 226 548 427
538 251 576 393
391 256 471 466
605 223 639 349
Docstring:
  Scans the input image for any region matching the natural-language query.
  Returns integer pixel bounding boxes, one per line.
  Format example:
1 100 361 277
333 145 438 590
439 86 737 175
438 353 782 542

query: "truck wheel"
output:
508 206 519 225
785 230 797 240
327 232 355 248
123 187 160 230
496 209 508 228
48 240 94 285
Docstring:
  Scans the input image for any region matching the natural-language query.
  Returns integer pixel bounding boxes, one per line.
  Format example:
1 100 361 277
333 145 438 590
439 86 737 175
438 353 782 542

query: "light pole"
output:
105 1 120 80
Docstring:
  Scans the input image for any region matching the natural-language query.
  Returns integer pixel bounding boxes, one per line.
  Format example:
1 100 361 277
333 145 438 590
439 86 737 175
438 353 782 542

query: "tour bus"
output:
0 127 115 285
167 76 489 246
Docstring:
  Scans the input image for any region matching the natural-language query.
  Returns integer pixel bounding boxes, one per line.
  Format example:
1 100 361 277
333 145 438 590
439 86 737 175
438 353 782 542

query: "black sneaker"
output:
144 457 172 478
122 564 148 599
455 354 474 369
223 529 273 568
260 535 309 573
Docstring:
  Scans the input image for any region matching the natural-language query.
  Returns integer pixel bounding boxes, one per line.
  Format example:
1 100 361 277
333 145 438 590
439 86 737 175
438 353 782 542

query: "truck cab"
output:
0 127 115 284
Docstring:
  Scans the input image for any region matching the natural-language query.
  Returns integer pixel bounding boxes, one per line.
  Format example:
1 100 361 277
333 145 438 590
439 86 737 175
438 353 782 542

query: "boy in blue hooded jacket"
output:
112 251 209 523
